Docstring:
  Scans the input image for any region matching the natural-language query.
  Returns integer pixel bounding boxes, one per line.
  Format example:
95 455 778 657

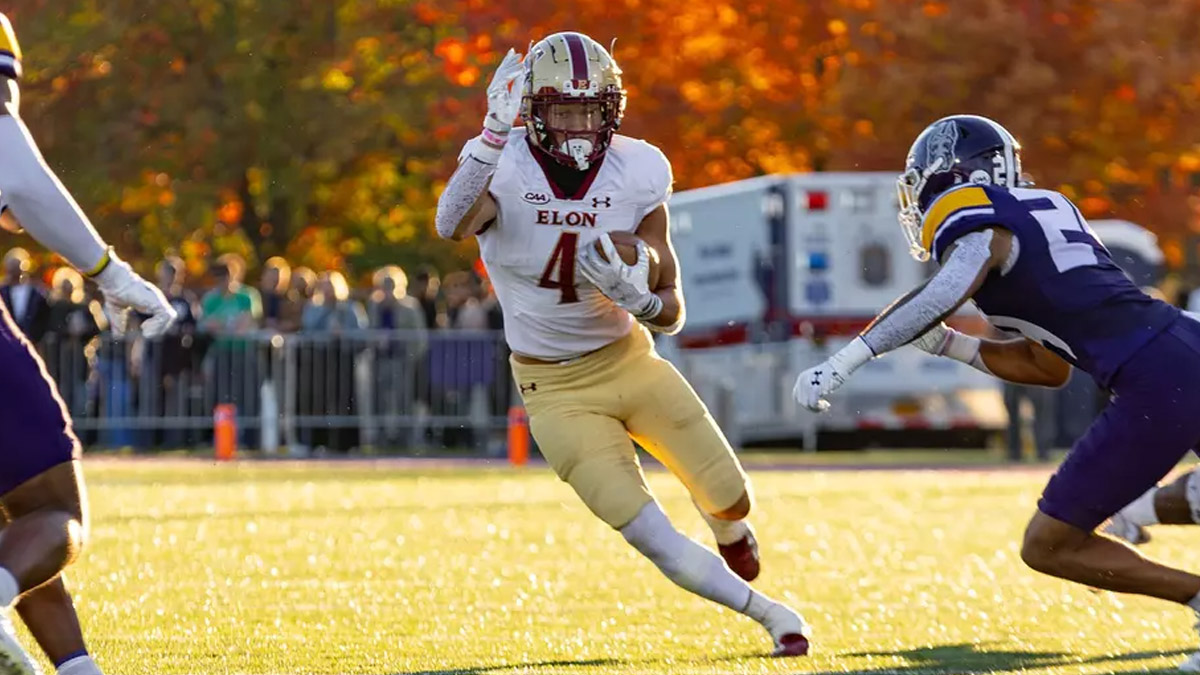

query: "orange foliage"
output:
434 0 1200 268
16 0 1200 274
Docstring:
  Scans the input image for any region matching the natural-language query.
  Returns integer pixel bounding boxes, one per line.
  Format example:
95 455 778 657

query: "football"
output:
592 231 662 290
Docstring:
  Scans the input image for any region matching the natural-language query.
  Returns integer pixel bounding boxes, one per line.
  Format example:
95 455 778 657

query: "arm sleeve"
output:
861 229 994 356
434 136 501 239
0 115 108 272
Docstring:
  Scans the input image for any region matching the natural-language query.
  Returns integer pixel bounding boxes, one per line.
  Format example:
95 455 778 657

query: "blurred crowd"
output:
3 247 511 455
14 245 1200 460
1 248 504 344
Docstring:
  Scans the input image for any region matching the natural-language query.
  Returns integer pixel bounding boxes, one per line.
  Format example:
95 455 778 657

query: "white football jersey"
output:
473 129 673 360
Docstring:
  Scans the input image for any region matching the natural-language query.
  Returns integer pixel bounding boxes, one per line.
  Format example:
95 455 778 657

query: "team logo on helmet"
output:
924 120 959 174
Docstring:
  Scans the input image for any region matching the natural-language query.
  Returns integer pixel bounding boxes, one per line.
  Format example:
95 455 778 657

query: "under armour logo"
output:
592 196 612 209
810 371 822 386
520 382 538 394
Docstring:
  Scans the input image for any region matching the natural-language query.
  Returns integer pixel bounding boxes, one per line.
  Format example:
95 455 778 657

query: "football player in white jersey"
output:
0 14 176 675
435 31 810 657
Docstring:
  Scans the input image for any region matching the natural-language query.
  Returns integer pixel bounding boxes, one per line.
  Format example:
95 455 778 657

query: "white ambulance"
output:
659 172 1167 448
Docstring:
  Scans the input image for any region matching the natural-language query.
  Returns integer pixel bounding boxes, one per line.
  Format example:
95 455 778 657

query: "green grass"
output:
43 457 1200 674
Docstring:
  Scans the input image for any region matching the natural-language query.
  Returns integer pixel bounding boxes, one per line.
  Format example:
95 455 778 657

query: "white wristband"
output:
633 293 663 321
941 330 979 362
941 330 993 375
830 336 875 376
467 136 502 165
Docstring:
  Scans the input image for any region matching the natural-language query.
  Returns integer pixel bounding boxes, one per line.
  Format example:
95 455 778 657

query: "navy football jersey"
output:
921 184 1179 387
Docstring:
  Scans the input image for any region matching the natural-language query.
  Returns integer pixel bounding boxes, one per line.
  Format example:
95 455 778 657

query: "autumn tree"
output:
439 0 1200 264
12 0 1200 277
12 0 484 277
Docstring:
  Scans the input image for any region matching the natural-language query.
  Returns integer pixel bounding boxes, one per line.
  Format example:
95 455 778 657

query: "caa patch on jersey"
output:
0 14 21 81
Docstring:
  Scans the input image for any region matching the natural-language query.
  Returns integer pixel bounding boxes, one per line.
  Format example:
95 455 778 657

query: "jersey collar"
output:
526 136 607 201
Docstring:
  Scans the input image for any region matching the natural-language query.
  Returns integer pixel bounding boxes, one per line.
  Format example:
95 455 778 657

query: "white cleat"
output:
0 613 39 674
1103 511 1151 546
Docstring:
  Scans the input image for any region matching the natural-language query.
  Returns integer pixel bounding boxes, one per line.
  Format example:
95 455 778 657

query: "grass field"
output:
45 454 1200 674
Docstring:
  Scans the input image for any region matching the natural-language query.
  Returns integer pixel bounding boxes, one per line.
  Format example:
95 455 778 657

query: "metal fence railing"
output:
37 330 514 455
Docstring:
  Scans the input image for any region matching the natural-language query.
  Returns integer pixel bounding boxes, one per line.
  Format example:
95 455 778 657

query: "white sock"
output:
743 588 776 622
744 587 809 641
57 654 102 675
694 500 751 546
1123 487 1160 527
0 568 19 609
620 502 754 612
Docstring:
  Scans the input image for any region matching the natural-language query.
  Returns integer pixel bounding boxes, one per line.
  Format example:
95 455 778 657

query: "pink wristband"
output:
480 126 508 149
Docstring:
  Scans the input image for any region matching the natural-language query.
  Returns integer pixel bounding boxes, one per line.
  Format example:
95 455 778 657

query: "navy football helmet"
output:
897 115 1024 261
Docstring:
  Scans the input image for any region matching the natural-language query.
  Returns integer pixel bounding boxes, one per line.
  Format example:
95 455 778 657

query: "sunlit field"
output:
49 456 1200 675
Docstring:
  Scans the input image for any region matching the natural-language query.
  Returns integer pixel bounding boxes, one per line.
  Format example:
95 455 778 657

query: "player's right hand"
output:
792 360 845 413
92 249 178 339
792 337 875 413
482 49 525 147
577 233 663 321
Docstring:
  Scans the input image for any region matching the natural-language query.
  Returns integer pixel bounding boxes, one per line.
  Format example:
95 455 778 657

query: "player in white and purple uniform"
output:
0 15 176 675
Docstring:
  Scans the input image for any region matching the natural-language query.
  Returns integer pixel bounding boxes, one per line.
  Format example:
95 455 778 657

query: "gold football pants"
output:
512 327 749 529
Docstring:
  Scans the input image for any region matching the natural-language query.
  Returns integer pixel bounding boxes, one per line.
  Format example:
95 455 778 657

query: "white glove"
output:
479 49 526 153
577 233 662 321
92 250 177 339
792 337 875 412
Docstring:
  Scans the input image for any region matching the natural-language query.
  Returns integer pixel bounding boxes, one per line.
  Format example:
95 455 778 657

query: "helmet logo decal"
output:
925 120 959 174
968 169 992 184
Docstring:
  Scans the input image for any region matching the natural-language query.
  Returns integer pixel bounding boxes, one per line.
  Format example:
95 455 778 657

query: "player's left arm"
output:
634 203 684 333
794 227 1009 411
0 15 176 338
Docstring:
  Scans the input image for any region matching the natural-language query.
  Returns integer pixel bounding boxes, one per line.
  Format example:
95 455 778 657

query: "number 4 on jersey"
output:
538 232 579 304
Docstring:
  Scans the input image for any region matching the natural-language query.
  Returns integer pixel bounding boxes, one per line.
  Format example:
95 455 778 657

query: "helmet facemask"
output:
896 157 949 263
526 86 622 171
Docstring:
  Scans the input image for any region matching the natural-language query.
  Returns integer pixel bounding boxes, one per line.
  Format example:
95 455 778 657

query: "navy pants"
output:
0 303 79 495
1040 316 1200 530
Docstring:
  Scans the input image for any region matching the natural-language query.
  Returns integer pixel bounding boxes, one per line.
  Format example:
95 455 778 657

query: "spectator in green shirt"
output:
200 253 261 336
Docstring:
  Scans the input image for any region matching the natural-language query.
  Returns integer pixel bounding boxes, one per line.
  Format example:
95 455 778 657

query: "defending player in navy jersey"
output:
0 14 176 675
793 114 1200 670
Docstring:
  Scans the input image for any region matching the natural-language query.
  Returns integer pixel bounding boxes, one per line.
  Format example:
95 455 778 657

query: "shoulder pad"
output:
921 185 996 254
614 136 672 216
